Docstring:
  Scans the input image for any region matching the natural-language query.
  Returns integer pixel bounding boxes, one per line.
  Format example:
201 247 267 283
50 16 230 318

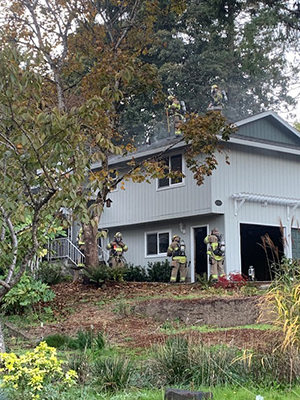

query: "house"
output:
93 111 300 282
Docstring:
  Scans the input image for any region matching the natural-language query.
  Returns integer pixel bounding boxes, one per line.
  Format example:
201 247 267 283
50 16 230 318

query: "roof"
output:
92 111 300 169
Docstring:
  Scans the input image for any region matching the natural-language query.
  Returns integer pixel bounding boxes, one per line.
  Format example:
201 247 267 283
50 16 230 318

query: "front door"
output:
194 227 208 279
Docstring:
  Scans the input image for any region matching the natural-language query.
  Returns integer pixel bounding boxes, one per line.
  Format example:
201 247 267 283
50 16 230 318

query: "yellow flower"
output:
0 342 77 396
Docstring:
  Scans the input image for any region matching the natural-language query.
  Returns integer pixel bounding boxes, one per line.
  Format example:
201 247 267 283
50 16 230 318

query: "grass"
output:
49 387 165 399
22 386 300 399
159 322 276 334
211 386 300 399
3 275 299 400
3 307 57 328
95 300 106 308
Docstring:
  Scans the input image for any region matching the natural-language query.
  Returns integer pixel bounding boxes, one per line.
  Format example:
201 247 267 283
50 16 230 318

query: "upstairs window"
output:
158 154 183 189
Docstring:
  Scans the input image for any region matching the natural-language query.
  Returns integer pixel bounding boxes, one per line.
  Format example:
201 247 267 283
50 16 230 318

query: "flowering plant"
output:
214 273 248 290
0 341 77 399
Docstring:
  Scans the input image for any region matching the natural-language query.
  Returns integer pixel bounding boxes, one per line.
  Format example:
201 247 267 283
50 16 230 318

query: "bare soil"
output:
25 281 278 352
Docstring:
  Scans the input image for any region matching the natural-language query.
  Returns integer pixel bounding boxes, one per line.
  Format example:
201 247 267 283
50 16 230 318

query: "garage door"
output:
240 224 284 281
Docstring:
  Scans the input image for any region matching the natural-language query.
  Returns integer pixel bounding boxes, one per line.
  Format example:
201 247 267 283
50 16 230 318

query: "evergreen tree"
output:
122 0 299 139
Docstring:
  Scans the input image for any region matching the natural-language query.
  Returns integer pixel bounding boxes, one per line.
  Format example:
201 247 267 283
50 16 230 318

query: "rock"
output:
165 388 213 399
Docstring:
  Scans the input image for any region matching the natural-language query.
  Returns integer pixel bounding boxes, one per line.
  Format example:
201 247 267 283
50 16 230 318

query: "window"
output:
146 231 170 256
158 154 183 189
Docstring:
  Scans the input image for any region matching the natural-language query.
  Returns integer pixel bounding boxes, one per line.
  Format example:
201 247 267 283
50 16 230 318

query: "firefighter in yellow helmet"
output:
106 232 128 268
207 84 227 111
166 95 185 136
167 234 188 283
204 228 225 282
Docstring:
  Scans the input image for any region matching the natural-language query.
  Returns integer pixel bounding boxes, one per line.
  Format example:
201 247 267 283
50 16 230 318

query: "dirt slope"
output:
25 281 279 352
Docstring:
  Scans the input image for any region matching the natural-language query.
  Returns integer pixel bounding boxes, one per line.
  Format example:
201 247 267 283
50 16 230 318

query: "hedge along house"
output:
96 111 300 282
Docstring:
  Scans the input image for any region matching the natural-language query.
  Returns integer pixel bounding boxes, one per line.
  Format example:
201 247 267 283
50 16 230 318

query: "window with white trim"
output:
158 154 183 189
146 231 170 256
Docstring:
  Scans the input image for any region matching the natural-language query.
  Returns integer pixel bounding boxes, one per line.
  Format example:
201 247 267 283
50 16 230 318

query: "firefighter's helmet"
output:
114 232 122 239
211 84 218 90
168 95 175 102
211 228 220 236
172 234 180 241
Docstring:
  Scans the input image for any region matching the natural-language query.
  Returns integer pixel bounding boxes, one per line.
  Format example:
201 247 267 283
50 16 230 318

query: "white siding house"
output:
98 111 300 282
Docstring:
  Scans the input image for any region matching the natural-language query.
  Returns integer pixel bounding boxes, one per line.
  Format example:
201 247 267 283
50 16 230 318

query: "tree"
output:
0 0 236 271
122 0 298 128
0 45 92 350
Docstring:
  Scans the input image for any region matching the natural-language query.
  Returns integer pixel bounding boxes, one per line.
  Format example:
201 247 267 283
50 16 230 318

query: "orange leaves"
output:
125 143 136 153
181 111 236 186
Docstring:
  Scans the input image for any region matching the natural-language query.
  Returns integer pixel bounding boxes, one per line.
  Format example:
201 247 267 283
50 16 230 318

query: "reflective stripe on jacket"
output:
204 235 224 261
173 255 187 263
106 242 128 255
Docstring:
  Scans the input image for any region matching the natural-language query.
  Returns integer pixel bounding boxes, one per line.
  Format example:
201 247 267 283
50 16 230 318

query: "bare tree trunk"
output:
83 217 100 268
0 319 6 353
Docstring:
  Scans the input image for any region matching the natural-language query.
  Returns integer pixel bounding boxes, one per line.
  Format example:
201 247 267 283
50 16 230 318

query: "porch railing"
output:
47 238 109 267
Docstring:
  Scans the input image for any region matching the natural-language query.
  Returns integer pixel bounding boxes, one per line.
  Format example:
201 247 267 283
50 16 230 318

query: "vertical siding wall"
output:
212 143 300 273
106 215 225 280
101 154 213 228
100 133 300 277
237 118 298 146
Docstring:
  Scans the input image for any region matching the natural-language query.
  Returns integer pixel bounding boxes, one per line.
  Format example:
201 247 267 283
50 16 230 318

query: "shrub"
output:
271 256 300 285
93 331 106 351
1 273 55 315
66 352 92 385
83 264 111 285
83 264 126 285
93 355 135 392
0 341 77 400
85 261 172 284
231 347 300 388
190 345 241 387
0 391 8 400
109 267 126 282
150 336 192 385
150 336 300 388
124 264 149 282
68 329 106 352
44 333 72 349
147 260 172 282
35 261 65 285
113 300 132 317
73 329 93 350
263 257 300 351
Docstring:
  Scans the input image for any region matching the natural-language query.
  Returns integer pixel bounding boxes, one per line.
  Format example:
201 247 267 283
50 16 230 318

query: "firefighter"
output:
166 95 185 136
167 235 188 283
77 227 85 267
204 228 225 282
106 232 128 268
207 84 227 111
